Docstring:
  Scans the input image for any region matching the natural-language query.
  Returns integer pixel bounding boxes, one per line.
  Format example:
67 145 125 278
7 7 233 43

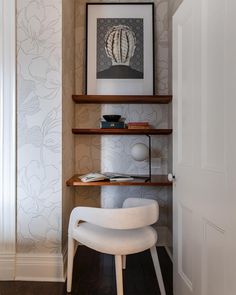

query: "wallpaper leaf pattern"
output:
16 0 174 254
17 0 62 254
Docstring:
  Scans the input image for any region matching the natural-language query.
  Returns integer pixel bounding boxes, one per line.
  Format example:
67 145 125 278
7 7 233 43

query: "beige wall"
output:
62 0 75 255
169 0 183 15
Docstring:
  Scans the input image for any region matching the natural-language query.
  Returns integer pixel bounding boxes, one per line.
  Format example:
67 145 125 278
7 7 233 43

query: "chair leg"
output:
67 237 75 293
150 246 166 295
115 255 124 295
122 255 126 270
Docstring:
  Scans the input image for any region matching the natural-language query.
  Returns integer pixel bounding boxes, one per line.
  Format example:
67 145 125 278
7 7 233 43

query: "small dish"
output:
103 115 121 122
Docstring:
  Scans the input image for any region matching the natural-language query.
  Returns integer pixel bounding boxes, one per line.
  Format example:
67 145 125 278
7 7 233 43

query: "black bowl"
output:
103 115 121 122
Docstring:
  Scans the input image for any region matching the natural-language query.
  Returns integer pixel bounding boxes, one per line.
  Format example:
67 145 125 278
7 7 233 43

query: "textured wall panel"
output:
17 0 62 254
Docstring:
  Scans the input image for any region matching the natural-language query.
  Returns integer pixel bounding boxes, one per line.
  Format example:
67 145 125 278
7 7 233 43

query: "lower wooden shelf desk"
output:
66 175 172 187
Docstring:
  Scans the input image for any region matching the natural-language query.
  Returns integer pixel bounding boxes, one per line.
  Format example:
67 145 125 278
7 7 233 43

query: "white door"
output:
173 0 236 294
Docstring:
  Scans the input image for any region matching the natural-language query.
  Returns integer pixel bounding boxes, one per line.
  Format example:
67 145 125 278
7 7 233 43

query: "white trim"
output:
164 246 173 263
15 250 67 282
0 0 16 280
0 254 16 280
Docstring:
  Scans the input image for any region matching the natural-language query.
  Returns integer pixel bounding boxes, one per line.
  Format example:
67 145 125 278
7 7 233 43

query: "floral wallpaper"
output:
16 0 175 255
17 0 63 254
74 0 171 245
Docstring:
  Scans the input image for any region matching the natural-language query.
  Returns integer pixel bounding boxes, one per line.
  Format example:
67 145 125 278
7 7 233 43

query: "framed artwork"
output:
86 3 155 95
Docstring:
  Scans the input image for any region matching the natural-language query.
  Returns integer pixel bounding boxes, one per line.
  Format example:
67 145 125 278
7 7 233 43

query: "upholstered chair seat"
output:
73 222 157 255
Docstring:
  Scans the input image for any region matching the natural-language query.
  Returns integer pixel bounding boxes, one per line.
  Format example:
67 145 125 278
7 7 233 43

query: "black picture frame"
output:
86 3 155 95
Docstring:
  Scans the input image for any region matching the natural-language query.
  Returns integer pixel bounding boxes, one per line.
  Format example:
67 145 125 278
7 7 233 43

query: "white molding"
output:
0 254 16 280
0 0 16 280
15 250 67 282
164 246 173 262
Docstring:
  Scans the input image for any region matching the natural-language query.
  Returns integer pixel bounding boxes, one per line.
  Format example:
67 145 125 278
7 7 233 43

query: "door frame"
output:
0 0 16 280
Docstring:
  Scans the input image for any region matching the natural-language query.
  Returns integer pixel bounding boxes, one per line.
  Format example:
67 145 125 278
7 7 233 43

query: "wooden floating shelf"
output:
72 128 172 135
72 94 172 104
66 174 173 187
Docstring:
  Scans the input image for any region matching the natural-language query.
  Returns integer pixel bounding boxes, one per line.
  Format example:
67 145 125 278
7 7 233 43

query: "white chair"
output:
67 198 166 295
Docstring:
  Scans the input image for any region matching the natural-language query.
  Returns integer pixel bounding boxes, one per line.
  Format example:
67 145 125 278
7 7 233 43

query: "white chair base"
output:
66 247 166 295
150 246 166 295
67 198 166 295
115 255 124 295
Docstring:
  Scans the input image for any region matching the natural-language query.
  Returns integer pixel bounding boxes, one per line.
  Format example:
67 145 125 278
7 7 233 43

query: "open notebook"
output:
79 173 134 182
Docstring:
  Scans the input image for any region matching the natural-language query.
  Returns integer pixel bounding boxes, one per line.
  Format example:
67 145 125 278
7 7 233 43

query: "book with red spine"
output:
128 122 149 126
128 125 150 129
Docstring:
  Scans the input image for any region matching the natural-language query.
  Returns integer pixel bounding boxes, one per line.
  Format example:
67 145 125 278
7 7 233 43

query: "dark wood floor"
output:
0 246 173 295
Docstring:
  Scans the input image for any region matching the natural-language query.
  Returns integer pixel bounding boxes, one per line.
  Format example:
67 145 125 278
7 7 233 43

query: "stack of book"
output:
127 122 150 129
100 121 125 128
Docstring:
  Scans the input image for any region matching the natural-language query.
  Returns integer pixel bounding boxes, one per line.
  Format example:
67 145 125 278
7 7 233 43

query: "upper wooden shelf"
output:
72 128 172 135
72 95 172 104
66 174 172 187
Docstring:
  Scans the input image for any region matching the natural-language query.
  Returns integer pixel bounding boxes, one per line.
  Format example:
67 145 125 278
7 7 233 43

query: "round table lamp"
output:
131 143 149 161
131 136 152 182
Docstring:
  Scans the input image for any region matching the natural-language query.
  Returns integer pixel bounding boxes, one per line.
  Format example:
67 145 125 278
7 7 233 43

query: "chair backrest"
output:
122 197 159 228
69 198 159 234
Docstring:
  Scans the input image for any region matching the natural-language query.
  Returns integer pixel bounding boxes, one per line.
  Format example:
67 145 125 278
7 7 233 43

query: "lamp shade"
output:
131 143 149 161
